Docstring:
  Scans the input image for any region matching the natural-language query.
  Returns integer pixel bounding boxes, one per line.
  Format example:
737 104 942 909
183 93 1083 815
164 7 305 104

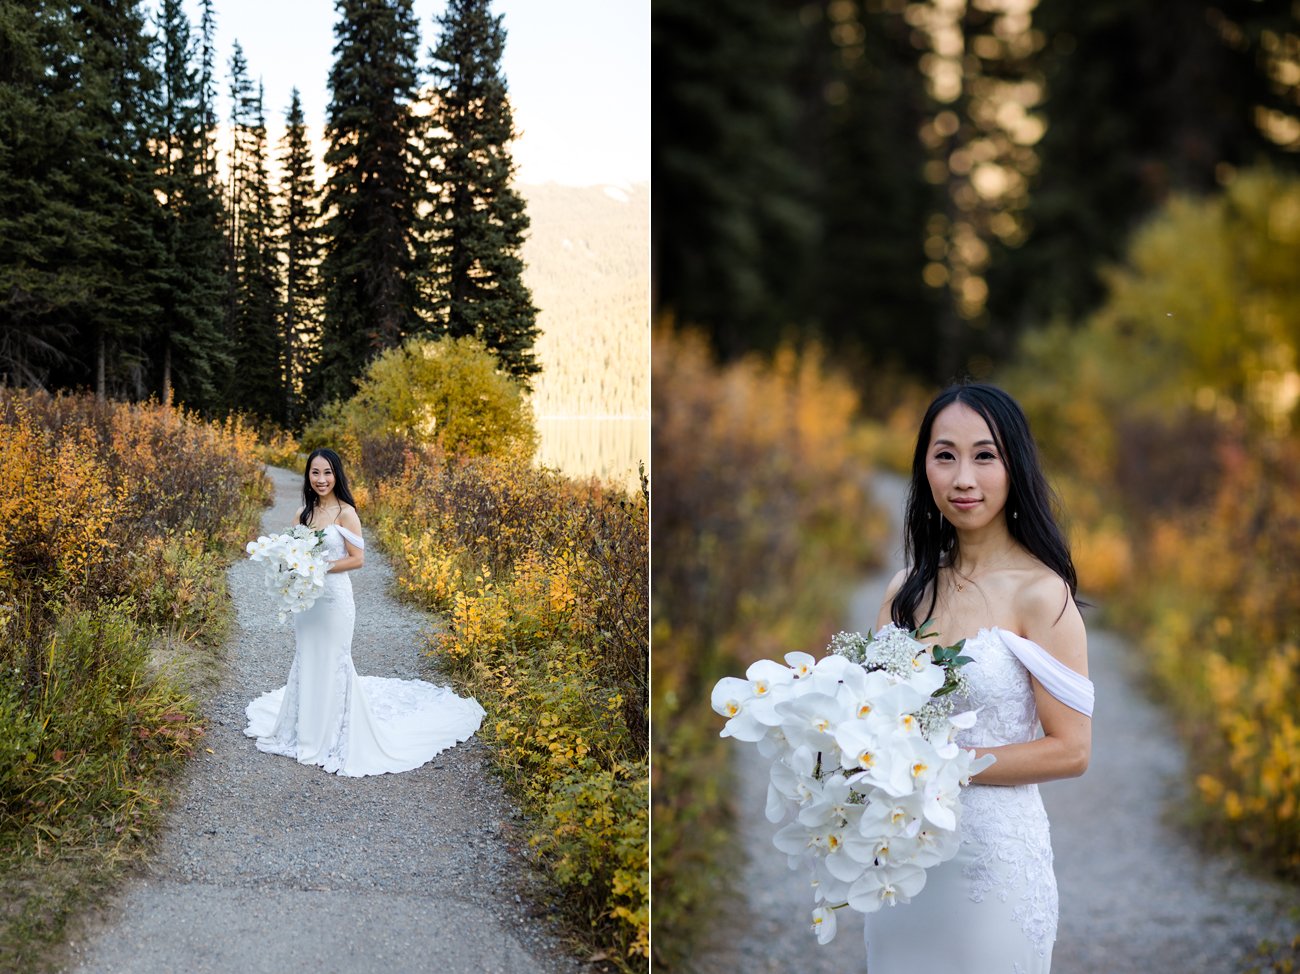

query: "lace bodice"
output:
952 628 1042 749
319 522 362 557
318 524 362 595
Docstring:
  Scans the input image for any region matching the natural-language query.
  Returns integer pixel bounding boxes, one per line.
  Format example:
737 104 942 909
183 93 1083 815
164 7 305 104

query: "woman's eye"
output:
977 451 997 460
935 451 954 461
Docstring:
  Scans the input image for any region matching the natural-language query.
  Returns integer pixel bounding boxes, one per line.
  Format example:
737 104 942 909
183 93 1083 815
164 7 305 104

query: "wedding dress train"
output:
864 626 1095 974
245 523 485 777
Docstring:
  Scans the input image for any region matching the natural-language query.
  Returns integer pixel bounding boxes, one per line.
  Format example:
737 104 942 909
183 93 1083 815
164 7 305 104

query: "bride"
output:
245 447 485 777
865 383 1094 973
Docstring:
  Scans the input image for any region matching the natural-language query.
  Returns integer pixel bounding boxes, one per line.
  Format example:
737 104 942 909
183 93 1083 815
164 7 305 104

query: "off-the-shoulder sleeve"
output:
997 629 1094 717
334 524 364 549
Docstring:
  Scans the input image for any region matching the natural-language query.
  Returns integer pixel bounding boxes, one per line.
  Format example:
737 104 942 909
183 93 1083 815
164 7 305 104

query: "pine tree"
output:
197 0 220 185
425 0 539 387
989 0 1300 331
153 0 229 409
0 0 92 387
317 0 426 406
278 88 324 427
67 0 167 399
652 0 816 360
802 0 943 380
225 58 282 420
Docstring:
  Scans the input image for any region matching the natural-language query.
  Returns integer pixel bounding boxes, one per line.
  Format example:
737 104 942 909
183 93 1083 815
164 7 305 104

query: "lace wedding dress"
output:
244 523 486 777
864 626 1095 974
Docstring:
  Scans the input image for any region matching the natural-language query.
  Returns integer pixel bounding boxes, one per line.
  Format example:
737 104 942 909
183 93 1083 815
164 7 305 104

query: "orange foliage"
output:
365 445 648 961
650 326 887 967
1113 433 1300 876
0 388 267 872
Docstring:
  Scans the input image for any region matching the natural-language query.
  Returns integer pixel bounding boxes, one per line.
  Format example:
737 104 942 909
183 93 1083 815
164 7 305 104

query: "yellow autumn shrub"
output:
367 447 647 966
0 389 267 969
302 335 538 460
650 326 887 969
1006 170 1300 884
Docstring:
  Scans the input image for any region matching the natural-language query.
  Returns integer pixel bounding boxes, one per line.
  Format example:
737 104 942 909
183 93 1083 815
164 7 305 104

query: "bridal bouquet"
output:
711 623 996 944
245 525 331 622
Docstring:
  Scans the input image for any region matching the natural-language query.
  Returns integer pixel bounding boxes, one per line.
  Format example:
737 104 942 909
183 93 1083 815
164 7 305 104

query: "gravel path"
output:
59 466 587 974
688 473 1296 974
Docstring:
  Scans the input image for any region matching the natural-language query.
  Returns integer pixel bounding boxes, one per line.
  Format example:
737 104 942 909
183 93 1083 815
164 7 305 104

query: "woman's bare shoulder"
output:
1015 564 1069 615
883 568 907 601
337 504 362 531
876 568 908 629
1015 566 1085 660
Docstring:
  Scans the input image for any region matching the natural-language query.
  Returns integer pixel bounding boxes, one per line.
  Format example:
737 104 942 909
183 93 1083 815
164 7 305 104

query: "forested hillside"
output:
520 182 649 418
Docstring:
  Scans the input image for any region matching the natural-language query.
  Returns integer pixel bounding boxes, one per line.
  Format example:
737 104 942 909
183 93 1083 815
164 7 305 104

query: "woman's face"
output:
309 457 336 500
925 402 1009 530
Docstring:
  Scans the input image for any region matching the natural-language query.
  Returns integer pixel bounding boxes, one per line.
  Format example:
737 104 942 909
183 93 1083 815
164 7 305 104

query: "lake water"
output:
535 416 649 493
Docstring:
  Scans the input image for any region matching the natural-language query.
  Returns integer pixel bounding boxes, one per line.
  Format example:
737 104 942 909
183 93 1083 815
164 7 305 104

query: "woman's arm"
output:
969 575 1092 786
326 507 366 574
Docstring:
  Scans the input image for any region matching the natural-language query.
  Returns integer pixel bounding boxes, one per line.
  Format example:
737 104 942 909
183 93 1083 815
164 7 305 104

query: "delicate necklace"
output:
951 558 1010 593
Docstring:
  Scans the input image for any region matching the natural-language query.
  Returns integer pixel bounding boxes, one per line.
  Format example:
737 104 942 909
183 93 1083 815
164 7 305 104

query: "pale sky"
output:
165 0 649 187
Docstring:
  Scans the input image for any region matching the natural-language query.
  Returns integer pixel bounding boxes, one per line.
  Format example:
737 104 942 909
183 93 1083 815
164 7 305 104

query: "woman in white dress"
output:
865 383 1095 973
245 447 485 777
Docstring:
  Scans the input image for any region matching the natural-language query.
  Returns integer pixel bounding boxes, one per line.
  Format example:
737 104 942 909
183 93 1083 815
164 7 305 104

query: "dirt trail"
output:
59 466 586 974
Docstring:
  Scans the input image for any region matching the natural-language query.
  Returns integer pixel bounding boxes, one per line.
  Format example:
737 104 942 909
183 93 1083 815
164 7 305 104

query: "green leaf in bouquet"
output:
914 619 940 641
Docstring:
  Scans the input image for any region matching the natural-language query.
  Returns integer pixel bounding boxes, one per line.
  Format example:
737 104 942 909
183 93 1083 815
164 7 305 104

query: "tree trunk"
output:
161 338 172 405
96 331 106 402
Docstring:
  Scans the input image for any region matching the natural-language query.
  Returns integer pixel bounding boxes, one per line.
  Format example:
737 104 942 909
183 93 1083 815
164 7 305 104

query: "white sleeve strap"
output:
334 524 365 549
997 629 1094 717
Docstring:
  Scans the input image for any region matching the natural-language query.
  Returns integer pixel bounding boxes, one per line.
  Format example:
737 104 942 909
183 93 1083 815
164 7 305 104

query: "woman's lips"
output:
950 498 981 509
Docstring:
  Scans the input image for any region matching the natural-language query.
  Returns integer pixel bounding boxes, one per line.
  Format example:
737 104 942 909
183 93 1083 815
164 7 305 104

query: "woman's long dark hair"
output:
892 382 1079 630
299 447 359 526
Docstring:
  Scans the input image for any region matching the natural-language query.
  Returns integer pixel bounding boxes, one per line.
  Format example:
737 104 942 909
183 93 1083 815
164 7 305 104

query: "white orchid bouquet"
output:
245 524 331 622
711 622 996 944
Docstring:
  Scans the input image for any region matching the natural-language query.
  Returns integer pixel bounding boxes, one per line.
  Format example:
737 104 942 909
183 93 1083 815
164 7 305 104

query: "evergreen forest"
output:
654 0 1300 381
0 0 540 427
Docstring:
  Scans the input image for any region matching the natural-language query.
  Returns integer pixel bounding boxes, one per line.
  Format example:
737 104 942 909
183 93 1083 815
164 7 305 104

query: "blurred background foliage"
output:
650 328 887 964
653 0 1300 968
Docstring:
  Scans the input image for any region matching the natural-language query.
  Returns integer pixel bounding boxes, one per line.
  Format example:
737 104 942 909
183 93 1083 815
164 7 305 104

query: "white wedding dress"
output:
864 626 1095 974
244 523 486 777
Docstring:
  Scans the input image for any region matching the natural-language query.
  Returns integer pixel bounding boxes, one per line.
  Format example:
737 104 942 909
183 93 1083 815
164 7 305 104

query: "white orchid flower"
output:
847 862 927 912
810 866 853 906
772 820 816 867
785 651 817 679
755 726 789 759
711 677 767 743
765 743 820 823
856 788 925 839
811 906 838 945
774 692 852 751
245 535 275 560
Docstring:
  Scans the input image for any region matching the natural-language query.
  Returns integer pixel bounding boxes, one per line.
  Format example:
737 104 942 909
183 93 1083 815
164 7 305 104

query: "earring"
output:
927 511 932 520
1012 510 1018 520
